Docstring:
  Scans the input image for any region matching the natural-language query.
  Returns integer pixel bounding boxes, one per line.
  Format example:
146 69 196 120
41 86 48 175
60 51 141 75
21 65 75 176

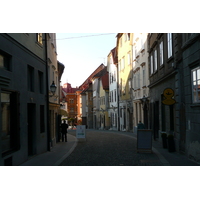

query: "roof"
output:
93 66 107 78
62 83 79 93
79 63 105 89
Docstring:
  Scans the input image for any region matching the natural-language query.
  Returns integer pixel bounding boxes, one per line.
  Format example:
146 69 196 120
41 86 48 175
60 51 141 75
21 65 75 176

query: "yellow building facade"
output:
116 33 133 131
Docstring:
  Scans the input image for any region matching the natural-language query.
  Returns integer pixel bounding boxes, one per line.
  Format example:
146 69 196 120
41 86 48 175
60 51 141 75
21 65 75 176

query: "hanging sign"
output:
162 88 176 105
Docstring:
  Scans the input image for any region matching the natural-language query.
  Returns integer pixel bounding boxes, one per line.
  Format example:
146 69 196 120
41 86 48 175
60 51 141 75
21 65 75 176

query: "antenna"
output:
99 57 106 65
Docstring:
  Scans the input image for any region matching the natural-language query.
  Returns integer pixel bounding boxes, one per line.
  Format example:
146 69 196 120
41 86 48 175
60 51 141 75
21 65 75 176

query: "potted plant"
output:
161 132 167 148
167 134 175 152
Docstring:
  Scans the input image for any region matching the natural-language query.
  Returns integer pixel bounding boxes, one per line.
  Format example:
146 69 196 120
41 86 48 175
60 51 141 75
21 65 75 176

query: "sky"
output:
56 33 117 88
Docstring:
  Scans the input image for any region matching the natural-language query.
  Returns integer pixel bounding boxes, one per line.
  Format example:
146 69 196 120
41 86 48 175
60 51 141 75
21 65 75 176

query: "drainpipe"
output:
117 62 120 131
45 33 51 151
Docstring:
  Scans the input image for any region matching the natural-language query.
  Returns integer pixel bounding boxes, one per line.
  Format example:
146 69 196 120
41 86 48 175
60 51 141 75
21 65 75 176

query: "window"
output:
154 49 157 71
135 45 138 57
69 99 74 104
114 89 117 102
127 52 131 65
28 65 34 92
120 37 122 47
113 71 116 81
129 79 132 92
143 68 146 86
141 34 144 50
137 72 140 89
167 33 172 58
110 57 113 64
0 51 11 70
40 105 45 133
192 67 200 103
37 33 43 45
118 60 121 71
121 57 125 70
150 54 153 74
159 41 164 66
1 90 20 155
124 33 127 42
124 33 130 42
38 71 44 94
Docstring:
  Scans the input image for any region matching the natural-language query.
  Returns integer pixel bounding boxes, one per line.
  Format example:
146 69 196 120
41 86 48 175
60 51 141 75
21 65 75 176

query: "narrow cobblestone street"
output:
60 129 163 166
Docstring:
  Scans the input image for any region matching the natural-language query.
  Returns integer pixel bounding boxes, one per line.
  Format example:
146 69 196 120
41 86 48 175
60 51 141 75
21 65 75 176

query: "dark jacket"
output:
61 123 68 133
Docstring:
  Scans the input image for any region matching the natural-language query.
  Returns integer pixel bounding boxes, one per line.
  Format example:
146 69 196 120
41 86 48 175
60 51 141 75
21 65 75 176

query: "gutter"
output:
45 33 51 151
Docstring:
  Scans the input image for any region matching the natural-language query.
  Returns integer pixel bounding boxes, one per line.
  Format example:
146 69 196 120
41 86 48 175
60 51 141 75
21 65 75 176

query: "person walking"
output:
60 120 69 142
137 120 146 129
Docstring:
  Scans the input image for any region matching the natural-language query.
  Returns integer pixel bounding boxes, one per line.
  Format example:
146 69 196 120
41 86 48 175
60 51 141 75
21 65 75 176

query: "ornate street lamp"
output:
49 81 57 97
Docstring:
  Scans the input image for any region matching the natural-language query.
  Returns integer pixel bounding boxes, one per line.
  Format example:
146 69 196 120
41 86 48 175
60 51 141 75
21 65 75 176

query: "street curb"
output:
54 136 78 166
152 147 171 166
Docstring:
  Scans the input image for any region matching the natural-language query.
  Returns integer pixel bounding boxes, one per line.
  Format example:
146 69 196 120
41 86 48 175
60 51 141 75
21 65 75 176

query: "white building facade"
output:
107 48 118 130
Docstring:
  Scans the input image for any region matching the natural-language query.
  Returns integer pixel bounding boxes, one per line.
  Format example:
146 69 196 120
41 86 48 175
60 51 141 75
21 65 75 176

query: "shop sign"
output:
162 88 176 105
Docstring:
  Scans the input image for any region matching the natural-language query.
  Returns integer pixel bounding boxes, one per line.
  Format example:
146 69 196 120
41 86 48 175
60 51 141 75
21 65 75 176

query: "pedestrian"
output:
137 120 145 129
60 120 69 142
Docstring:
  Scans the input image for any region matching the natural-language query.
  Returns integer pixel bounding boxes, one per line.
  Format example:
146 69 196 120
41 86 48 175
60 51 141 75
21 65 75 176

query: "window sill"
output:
140 48 145 53
160 64 164 69
167 56 174 63
190 103 200 107
35 42 43 48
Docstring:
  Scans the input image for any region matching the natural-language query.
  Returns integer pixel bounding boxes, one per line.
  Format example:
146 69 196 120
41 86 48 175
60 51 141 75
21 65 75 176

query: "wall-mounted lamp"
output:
101 108 105 112
49 81 57 97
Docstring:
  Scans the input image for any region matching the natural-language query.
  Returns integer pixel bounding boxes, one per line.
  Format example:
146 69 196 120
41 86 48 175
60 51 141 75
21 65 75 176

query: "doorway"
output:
153 101 159 140
27 103 36 156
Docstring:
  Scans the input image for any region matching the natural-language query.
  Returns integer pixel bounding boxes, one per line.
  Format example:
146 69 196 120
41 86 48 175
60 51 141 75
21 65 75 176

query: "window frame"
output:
191 66 200 103
0 51 11 71
36 33 43 45
159 41 164 66
154 49 158 71
150 54 153 74
27 65 35 92
167 33 173 59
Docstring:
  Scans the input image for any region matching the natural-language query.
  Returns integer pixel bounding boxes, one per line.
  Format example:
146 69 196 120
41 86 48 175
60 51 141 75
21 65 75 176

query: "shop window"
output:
1 90 20 156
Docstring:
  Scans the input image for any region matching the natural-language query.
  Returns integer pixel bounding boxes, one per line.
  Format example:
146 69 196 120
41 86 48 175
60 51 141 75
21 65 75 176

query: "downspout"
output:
45 33 51 151
117 62 120 131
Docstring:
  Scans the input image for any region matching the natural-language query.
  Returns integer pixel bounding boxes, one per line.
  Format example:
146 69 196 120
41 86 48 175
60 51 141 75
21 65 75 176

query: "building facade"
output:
177 33 200 161
0 33 49 165
107 47 118 131
148 33 177 140
62 83 78 126
116 33 133 131
47 33 61 147
131 33 149 128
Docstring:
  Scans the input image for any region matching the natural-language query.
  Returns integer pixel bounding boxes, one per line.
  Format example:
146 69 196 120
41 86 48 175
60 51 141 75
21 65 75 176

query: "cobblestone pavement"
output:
60 129 163 166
